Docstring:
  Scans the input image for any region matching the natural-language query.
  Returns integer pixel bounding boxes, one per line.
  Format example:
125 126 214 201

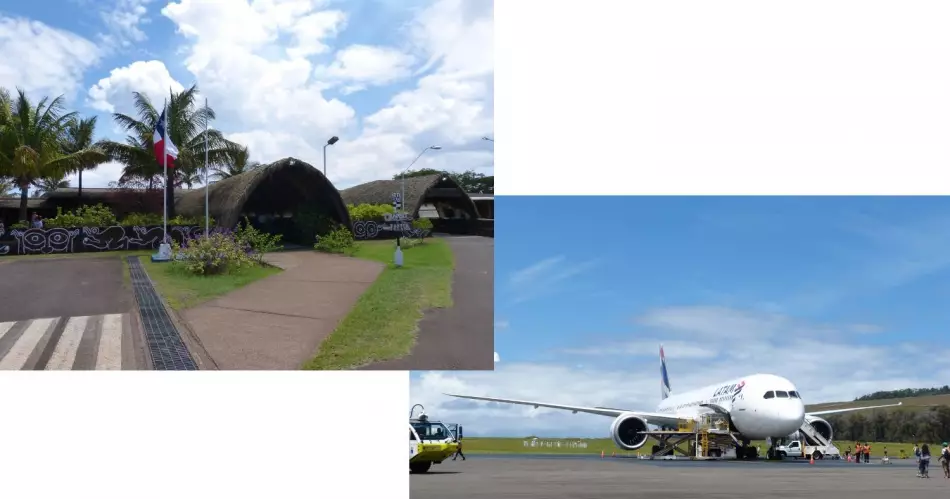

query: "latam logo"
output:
712 380 746 398
732 380 746 402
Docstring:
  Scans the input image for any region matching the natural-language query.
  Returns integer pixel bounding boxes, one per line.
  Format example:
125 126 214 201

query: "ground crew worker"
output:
883 445 887 458
855 443 863 463
452 439 466 461
940 442 950 478
865 443 871 463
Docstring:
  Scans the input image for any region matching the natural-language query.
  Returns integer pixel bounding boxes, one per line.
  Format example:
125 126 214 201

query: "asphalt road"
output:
361 235 494 370
411 455 945 499
0 257 130 322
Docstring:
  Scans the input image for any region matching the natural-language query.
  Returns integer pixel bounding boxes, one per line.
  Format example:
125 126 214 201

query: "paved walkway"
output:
361 235 494 370
181 251 383 369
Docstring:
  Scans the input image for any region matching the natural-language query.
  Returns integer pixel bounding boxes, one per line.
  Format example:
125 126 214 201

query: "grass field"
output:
303 238 454 370
461 437 938 458
139 256 282 309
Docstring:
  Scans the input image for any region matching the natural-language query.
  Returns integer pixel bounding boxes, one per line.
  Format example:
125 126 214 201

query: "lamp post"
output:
323 136 339 176
401 145 441 215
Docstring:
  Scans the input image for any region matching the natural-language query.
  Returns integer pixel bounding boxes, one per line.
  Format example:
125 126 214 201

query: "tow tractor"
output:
409 404 460 474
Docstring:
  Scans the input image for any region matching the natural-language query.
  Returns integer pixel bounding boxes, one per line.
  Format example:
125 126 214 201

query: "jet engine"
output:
609 413 649 450
804 415 834 443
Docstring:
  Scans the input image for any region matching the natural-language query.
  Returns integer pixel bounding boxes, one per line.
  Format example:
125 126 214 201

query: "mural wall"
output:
351 213 430 240
0 223 202 256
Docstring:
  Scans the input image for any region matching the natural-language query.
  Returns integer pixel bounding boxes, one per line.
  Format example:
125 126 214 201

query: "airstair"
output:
798 422 832 447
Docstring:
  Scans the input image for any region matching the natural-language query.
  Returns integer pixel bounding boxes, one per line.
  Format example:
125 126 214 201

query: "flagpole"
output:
162 98 168 245
204 98 209 237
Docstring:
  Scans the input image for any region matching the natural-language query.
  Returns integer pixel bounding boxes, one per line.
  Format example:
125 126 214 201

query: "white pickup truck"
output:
776 440 841 460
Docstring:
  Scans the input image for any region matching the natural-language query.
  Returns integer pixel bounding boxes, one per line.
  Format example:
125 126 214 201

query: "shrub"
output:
168 214 214 226
315 226 356 255
235 217 282 262
348 203 394 221
44 204 117 228
172 232 254 275
399 237 422 249
412 217 433 240
10 221 28 229
121 212 163 226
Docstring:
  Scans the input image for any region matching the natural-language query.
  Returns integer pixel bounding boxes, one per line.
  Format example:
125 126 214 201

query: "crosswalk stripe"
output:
95 314 123 370
45 316 89 370
0 318 56 370
0 321 14 340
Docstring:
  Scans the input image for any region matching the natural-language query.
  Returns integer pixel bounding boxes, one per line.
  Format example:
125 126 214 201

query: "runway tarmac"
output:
411 455 946 499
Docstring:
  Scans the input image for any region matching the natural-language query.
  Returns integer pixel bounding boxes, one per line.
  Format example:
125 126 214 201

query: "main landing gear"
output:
735 438 759 460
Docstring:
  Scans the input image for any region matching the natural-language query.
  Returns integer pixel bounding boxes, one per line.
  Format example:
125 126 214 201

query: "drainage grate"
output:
126 257 198 370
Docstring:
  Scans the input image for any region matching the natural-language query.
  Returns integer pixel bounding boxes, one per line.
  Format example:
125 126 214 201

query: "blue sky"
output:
0 0 493 189
411 196 950 437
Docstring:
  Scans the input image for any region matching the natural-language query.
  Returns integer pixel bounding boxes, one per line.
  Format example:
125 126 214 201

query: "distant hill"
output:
855 386 950 402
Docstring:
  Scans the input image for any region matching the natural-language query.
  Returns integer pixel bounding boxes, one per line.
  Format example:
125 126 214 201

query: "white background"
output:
498 0 950 195
7 1 950 498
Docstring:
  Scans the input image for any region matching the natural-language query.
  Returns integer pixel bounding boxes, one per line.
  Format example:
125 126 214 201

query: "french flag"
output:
153 108 179 168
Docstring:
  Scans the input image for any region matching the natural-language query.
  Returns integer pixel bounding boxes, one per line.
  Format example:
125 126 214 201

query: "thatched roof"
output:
44 187 195 202
340 173 477 217
175 157 350 228
0 197 46 210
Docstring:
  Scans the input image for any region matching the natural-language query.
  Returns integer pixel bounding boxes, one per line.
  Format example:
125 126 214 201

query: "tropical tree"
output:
212 142 260 180
101 84 234 219
0 88 105 221
62 116 109 200
34 175 70 196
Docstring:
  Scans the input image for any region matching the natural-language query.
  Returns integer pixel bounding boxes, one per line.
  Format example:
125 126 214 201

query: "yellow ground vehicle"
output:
409 405 460 474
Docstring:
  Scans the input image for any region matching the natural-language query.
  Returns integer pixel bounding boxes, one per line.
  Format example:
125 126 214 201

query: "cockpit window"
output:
789 391 800 398
410 429 417 440
764 391 775 399
776 391 789 398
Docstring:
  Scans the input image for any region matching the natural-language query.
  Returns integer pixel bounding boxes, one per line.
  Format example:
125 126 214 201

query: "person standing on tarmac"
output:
864 443 871 463
918 444 931 478
939 442 950 478
452 438 466 461
845 446 852 460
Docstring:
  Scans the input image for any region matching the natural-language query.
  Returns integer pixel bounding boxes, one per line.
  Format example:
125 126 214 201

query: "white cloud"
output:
99 0 154 47
314 44 414 89
87 60 186 114
494 320 509 330
493 352 500 363
65 161 127 190
506 256 599 303
0 16 101 99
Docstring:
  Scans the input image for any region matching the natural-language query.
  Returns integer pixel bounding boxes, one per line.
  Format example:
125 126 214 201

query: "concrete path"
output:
361 235 494 370
181 251 383 369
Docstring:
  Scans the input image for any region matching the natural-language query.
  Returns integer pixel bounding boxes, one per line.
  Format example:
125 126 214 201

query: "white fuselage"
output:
654 373 806 439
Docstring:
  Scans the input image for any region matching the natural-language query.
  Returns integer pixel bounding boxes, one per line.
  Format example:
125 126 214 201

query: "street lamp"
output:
323 136 339 176
401 145 441 215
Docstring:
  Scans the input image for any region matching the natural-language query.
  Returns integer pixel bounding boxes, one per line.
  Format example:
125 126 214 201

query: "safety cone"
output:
809 455 815 465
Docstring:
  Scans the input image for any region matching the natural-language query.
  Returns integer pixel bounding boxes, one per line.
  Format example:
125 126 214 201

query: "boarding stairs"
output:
798 422 832 447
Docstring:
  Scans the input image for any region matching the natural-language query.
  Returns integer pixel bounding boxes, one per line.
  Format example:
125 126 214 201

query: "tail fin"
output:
660 344 671 400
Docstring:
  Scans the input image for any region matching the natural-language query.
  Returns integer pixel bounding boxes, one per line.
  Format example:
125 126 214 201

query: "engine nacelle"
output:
609 413 649 450
804 415 834 443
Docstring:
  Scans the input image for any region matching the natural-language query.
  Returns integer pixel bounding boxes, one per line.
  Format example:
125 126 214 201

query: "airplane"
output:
446 345 901 459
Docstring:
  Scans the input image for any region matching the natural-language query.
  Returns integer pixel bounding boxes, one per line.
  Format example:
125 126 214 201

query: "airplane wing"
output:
806 401 902 417
444 393 682 426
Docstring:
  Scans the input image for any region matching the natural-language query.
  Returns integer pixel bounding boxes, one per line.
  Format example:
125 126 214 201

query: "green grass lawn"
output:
462 437 937 458
139 256 282 309
303 238 454 370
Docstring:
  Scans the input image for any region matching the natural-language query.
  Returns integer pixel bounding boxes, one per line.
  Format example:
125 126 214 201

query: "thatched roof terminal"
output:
340 173 478 217
175 157 350 228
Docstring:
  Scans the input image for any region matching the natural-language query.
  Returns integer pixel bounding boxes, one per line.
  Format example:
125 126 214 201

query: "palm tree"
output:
62 116 108 201
100 84 233 219
212 143 261 180
0 88 104 222
34 175 70 196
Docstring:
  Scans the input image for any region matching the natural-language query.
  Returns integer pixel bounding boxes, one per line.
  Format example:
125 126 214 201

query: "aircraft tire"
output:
410 461 432 474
